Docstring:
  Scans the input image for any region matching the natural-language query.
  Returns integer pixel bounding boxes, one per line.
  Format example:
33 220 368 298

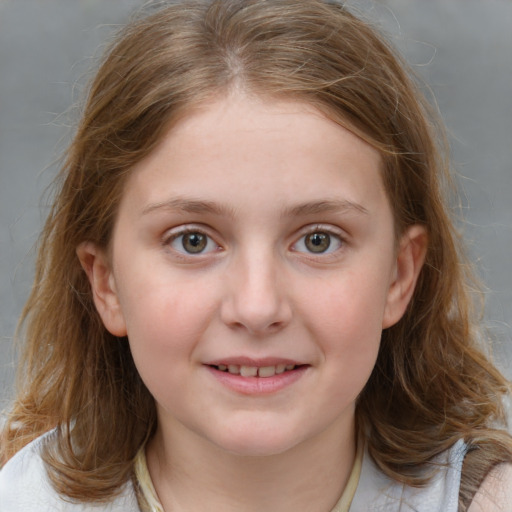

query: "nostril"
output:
228 319 287 336
268 320 285 331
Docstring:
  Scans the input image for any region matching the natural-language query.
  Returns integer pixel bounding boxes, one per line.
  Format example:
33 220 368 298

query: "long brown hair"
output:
2 1 511 509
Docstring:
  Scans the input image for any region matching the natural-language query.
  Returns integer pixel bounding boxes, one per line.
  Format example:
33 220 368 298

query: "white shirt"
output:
0 430 466 511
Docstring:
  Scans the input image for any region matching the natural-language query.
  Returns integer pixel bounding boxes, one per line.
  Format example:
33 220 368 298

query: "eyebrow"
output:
142 198 236 217
141 197 368 218
283 199 369 217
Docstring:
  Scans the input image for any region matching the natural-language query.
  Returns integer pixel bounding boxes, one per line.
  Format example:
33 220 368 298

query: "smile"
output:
205 360 309 395
212 364 298 378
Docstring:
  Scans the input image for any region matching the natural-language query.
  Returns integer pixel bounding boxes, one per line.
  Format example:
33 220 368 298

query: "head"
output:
10 0 489 497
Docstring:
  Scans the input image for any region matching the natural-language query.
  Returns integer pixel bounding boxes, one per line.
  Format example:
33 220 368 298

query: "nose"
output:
220 248 292 336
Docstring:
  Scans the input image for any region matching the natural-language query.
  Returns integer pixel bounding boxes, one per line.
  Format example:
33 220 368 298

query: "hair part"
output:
2 1 511 509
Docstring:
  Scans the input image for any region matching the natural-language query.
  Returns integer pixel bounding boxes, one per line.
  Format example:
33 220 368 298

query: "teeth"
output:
275 364 286 374
240 366 258 377
216 364 297 377
258 366 276 378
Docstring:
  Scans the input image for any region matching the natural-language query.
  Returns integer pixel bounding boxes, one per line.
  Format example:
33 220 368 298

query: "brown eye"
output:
168 228 219 256
304 232 331 253
169 230 217 255
181 232 208 253
292 228 343 256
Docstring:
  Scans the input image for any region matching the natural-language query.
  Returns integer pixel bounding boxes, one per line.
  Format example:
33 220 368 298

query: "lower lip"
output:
205 365 309 395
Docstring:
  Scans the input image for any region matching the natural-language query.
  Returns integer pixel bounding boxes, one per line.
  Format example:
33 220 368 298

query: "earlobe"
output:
382 225 428 329
76 242 127 337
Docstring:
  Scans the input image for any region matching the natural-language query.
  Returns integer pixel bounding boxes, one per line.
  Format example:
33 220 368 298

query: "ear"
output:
382 224 428 329
76 242 127 337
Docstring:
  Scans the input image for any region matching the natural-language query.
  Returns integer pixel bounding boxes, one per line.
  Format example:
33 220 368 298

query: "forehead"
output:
122 93 387 218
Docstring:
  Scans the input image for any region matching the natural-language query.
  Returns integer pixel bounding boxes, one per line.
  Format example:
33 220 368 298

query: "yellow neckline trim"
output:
134 446 164 512
331 433 364 512
133 436 363 512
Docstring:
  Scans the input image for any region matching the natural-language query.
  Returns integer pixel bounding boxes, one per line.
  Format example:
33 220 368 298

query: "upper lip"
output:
204 357 305 367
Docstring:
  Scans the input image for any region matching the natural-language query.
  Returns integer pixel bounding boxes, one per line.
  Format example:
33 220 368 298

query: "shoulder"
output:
0 430 139 511
0 431 60 511
468 463 512 512
351 439 467 512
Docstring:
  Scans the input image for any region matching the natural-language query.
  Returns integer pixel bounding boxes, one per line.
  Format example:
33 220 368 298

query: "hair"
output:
2 1 511 510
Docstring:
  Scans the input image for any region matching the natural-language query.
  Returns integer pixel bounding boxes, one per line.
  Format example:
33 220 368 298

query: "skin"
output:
78 93 427 511
468 464 512 511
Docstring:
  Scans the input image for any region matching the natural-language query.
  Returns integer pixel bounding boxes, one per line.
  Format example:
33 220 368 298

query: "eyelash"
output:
162 224 346 258
163 227 220 256
291 225 346 256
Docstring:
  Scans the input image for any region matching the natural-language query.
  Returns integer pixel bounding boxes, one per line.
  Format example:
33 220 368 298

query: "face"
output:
81 93 425 458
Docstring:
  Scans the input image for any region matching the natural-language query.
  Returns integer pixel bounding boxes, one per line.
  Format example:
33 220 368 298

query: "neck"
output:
146 416 356 512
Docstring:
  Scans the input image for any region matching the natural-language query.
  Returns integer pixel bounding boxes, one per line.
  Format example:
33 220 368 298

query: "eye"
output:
292 229 343 255
168 230 218 255
304 232 331 253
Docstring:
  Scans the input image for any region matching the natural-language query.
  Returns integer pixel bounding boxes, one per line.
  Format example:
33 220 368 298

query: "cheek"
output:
316 303 382 407
120 285 218 411
300 270 389 383
116 270 220 370
304 268 391 339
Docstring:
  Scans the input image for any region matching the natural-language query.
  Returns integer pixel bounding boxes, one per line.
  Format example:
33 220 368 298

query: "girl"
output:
1 1 511 510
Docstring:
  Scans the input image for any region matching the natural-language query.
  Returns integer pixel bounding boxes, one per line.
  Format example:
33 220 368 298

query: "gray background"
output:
1 0 511 411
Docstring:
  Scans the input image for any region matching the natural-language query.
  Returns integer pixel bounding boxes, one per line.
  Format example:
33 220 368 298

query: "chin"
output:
219 440 297 458
209 422 306 458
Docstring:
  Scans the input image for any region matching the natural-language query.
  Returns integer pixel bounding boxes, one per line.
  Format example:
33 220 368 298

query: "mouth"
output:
204 359 309 394
208 363 305 378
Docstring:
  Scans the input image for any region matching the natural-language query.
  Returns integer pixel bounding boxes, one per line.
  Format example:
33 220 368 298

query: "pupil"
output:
306 232 330 253
183 233 207 253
